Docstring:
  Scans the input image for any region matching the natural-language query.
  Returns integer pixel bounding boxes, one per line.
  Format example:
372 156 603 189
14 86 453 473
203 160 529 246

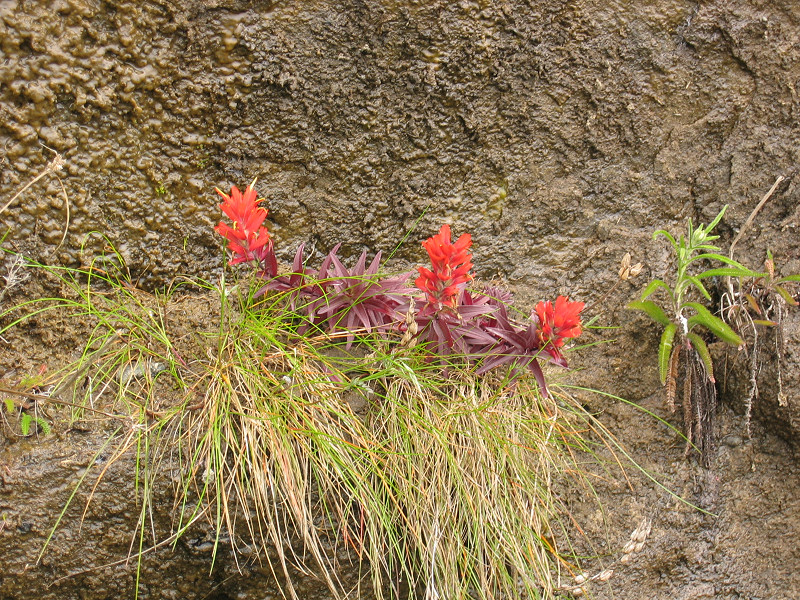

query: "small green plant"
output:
155 182 167 195
628 206 755 464
19 412 51 436
2 397 52 437
1 365 53 437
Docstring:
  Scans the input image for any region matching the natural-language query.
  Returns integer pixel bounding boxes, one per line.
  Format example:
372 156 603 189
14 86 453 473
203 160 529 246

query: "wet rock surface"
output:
2 0 798 293
0 434 370 600
1 0 799 598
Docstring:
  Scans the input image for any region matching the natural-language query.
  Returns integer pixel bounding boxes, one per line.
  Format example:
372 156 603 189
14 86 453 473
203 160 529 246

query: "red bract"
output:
534 296 585 362
214 182 273 269
415 224 473 309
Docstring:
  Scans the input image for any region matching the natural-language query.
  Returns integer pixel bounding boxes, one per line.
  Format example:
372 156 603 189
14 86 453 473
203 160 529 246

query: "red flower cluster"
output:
213 183 586 395
415 224 474 309
534 296 585 363
214 181 272 266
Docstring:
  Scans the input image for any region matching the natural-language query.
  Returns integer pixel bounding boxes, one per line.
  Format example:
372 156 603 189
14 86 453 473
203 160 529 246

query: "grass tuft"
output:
2 254 637 600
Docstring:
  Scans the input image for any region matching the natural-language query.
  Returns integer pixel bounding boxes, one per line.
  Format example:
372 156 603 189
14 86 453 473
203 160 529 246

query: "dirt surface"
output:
1 0 800 598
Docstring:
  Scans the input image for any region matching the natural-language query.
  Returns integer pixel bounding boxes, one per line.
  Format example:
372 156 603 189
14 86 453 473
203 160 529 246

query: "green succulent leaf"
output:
627 300 672 326
659 323 678 385
686 332 715 383
685 302 743 346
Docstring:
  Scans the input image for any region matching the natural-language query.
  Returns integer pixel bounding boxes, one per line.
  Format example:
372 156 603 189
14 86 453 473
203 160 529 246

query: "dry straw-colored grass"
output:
1 258 627 600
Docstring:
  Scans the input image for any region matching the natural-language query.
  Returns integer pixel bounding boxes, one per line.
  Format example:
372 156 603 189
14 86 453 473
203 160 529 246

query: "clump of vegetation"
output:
628 206 754 465
214 181 585 396
2 397 52 437
1 179 665 600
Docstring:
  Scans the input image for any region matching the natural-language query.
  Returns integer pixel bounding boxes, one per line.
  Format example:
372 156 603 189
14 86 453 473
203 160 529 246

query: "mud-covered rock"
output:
0 433 364 600
2 0 800 598
1 0 798 301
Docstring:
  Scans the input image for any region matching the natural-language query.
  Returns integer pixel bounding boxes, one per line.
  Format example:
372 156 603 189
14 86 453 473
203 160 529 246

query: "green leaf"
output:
653 230 677 248
640 279 674 302
627 300 672 326
695 267 763 279
582 314 601 328
20 413 32 436
659 323 678 385
778 274 800 282
744 293 762 314
774 285 798 306
3 398 14 414
753 319 777 327
705 205 727 232
686 332 715 383
685 302 743 346
689 253 750 268
686 275 711 300
34 416 51 436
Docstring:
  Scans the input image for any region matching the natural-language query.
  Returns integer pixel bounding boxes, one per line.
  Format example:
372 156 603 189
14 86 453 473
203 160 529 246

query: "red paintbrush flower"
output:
214 181 273 268
415 224 473 309
534 295 585 362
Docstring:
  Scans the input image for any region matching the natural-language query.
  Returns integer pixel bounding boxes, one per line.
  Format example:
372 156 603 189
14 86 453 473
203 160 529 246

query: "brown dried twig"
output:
0 148 70 249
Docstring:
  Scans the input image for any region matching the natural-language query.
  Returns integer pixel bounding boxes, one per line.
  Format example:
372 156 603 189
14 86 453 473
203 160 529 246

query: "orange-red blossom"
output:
415 224 474 309
535 295 585 361
214 181 271 266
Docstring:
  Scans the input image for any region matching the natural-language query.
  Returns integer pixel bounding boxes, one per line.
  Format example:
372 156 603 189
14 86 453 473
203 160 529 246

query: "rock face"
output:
1 0 798 292
1 0 799 598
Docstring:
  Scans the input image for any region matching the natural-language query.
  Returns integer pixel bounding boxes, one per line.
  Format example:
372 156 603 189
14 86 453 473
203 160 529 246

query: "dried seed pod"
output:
620 553 631 564
634 541 646 553
622 540 636 554
619 253 632 280
631 518 651 543
405 297 416 325
573 586 585 596
399 298 419 348
598 569 614 582
618 252 643 280
574 573 587 585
